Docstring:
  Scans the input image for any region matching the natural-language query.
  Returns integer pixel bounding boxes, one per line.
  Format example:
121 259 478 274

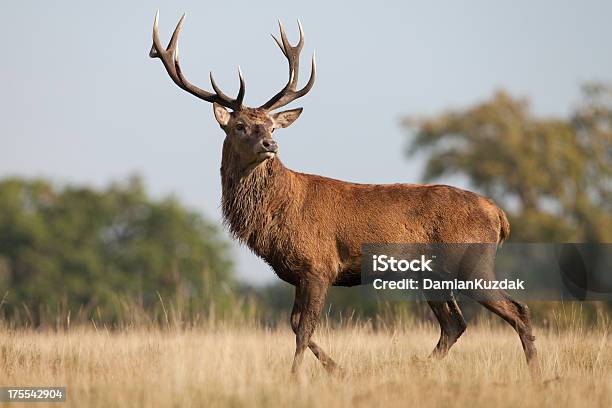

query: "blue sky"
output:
1 0 611 284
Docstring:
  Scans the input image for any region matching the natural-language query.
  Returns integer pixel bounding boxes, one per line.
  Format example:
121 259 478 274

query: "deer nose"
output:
261 139 278 153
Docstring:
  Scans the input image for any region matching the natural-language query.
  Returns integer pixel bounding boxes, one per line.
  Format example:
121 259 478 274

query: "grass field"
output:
0 320 610 407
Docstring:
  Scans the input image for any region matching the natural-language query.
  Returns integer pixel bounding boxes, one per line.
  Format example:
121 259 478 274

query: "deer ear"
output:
213 103 230 127
271 108 303 129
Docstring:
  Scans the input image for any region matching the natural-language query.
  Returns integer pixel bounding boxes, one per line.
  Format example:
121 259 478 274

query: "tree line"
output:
0 83 609 327
0 176 236 326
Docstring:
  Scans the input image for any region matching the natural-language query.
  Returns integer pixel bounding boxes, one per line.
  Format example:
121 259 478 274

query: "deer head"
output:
149 12 316 171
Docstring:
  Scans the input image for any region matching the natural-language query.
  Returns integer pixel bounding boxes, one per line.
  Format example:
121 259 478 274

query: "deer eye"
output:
235 123 245 132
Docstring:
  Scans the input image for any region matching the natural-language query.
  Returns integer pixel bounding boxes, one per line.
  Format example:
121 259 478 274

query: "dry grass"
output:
0 321 610 407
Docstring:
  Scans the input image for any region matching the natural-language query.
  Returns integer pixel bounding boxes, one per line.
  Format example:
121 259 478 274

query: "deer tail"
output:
498 208 510 245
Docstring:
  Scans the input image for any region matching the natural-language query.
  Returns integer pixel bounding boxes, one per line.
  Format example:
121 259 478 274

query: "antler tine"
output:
296 19 305 49
149 11 245 110
236 66 246 106
149 11 162 58
278 20 293 55
209 72 233 101
260 20 316 111
271 34 287 57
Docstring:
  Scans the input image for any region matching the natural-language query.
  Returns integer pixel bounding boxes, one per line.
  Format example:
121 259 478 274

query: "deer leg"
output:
458 245 541 381
291 280 329 375
290 286 339 373
425 291 467 358
478 292 541 382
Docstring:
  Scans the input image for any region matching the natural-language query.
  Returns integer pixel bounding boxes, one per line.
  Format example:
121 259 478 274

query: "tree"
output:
0 176 236 325
402 84 612 243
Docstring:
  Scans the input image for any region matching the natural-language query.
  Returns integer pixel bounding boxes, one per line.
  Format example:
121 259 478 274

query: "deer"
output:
149 12 541 381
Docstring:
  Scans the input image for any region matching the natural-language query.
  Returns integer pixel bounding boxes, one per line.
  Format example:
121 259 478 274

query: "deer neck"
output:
220 141 296 254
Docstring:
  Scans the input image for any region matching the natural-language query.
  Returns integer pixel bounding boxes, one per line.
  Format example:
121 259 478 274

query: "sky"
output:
1 0 611 284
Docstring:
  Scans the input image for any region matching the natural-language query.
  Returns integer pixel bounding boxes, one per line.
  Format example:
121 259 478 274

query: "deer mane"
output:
220 141 298 259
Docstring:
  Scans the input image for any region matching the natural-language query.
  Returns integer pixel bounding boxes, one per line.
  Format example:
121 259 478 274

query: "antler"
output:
149 11 245 111
259 20 316 111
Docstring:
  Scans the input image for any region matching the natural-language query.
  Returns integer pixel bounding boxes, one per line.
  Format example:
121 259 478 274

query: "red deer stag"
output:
149 12 540 380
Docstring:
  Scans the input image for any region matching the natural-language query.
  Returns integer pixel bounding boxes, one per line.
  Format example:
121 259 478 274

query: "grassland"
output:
0 320 609 407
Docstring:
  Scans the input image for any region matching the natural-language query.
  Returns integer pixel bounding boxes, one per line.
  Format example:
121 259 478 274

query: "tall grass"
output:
0 305 609 407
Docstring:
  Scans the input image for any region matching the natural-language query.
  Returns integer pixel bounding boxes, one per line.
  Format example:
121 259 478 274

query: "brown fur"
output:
222 154 508 287
219 127 539 380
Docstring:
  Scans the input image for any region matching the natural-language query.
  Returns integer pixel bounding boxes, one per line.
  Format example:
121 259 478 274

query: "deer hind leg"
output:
291 280 330 375
458 245 541 381
478 292 541 382
425 290 467 358
290 286 339 373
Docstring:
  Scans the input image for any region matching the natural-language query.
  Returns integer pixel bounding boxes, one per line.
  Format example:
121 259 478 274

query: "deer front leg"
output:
291 279 329 375
291 286 339 373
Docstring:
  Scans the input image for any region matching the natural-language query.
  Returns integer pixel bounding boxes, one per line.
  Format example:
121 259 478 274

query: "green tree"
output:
402 84 611 242
0 176 236 325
